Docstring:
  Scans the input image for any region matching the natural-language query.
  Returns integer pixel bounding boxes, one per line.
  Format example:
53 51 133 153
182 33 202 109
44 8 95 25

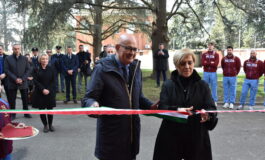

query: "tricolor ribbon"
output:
0 107 264 123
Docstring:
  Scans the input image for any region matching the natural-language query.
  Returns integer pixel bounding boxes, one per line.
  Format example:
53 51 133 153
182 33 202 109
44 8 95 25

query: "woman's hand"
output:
200 109 209 123
43 89 50 95
178 106 194 116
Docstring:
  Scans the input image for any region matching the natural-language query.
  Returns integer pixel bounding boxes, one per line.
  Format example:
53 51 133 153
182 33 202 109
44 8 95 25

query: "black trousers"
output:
65 74 77 100
156 70 167 86
8 88 29 111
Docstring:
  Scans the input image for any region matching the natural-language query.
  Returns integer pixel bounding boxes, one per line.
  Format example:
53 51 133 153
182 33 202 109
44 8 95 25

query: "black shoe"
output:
49 125 55 132
24 114 32 118
61 90 65 93
43 126 49 133
64 100 69 104
156 84 160 88
73 99 78 104
56 91 59 93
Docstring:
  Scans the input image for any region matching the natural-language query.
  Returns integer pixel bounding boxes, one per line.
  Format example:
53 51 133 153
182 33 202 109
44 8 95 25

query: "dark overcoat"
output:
154 49 169 71
153 70 218 160
82 55 152 160
4 54 31 90
31 66 56 109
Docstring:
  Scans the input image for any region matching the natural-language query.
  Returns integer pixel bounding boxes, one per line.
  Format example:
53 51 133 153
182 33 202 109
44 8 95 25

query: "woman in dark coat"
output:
32 54 56 133
153 48 218 160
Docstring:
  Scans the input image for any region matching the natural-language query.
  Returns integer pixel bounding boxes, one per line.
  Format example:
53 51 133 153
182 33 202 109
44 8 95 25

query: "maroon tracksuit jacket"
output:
243 58 263 79
221 55 241 77
201 50 219 72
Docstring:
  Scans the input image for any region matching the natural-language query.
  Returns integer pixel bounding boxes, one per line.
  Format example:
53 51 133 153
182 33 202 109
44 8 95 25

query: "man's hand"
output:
85 60 89 64
16 78 23 84
150 100 159 110
0 73 6 80
88 101 100 118
200 109 209 123
67 70 73 75
28 77 33 80
78 68 81 72
91 101 99 108
42 89 50 95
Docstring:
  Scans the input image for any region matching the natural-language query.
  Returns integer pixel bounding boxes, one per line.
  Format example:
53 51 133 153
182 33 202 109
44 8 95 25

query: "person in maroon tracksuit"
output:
221 46 241 109
237 50 263 110
201 42 219 105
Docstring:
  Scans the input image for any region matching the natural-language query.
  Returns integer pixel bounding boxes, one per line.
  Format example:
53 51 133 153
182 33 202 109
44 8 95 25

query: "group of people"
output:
201 42 264 110
0 33 263 160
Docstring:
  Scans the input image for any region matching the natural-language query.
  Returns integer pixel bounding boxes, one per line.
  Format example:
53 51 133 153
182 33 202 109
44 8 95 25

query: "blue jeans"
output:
239 79 259 106
263 81 265 106
0 154 12 160
203 72 218 102
223 76 237 104
55 71 65 92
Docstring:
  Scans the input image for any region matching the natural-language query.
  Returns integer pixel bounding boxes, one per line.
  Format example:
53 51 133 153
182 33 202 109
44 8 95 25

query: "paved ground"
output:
6 99 265 160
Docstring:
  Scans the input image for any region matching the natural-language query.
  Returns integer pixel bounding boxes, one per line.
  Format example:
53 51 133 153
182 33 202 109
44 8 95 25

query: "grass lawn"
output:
56 70 265 103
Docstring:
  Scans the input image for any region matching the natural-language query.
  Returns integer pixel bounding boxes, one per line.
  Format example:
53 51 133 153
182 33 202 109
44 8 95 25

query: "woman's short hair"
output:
38 53 48 63
173 48 195 68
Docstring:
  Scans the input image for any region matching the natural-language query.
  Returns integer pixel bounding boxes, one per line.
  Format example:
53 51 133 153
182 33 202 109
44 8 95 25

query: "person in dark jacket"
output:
4 44 32 119
51 46 65 93
31 47 39 69
82 34 153 160
77 45 91 92
154 43 169 87
237 50 263 110
32 54 56 133
25 54 34 105
221 46 241 109
61 46 79 104
153 48 218 160
0 45 9 100
99 45 108 59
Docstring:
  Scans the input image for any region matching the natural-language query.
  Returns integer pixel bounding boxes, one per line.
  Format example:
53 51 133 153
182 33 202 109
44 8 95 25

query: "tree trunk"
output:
2 0 8 50
151 0 169 77
92 0 103 62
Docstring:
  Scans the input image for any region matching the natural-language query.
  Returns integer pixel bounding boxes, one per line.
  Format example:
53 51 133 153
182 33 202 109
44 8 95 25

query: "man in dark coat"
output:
99 45 108 59
0 45 9 100
51 45 65 93
154 43 169 87
61 46 79 104
31 47 39 69
76 44 91 92
82 34 153 160
4 44 32 119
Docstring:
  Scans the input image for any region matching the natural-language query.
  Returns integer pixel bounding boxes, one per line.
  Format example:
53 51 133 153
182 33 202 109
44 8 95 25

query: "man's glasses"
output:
119 44 137 52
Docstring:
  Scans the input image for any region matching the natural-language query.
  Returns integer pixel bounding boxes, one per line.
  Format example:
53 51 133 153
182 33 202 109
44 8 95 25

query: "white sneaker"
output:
229 103 234 109
222 103 229 108
215 102 218 107
237 105 244 110
249 106 254 110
